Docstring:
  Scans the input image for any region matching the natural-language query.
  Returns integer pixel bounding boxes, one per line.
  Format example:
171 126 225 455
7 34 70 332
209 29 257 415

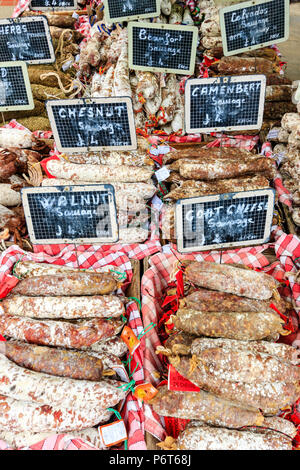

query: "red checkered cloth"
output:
141 242 300 441
0 244 146 450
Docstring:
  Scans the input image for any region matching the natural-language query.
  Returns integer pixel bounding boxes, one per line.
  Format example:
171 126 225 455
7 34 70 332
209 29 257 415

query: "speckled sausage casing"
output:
0 314 123 349
184 262 278 300
1 341 104 381
150 386 264 429
0 395 112 434
172 309 286 340
0 354 127 408
11 272 117 296
168 356 300 414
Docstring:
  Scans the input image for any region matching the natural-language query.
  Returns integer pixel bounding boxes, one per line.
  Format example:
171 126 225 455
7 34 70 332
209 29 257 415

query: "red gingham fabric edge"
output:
0 245 146 451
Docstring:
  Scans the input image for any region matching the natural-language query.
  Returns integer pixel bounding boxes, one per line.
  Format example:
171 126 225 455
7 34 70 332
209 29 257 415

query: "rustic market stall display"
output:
0 0 299 453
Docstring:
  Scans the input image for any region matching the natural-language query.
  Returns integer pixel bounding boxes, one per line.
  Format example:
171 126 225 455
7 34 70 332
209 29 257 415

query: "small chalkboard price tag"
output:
104 0 160 23
21 184 119 245
46 97 137 153
185 75 266 133
220 0 290 56
175 189 275 253
128 22 198 75
0 16 55 64
0 61 34 112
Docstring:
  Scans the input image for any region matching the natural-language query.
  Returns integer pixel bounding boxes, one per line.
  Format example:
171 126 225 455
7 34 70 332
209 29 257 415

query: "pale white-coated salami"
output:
0 395 112 434
0 354 127 408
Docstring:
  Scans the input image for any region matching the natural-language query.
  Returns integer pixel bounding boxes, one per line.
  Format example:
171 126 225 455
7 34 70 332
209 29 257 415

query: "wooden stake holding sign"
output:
175 189 276 253
29 0 78 10
128 22 198 75
219 0 290 56
104 0 160 23
46 97 137 153
21 185 119 245
0 62 34 113
0 16 55 64
185 75 266 134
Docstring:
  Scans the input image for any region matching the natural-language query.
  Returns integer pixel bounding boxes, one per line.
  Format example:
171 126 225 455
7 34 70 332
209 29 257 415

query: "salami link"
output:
150 386 264 429
0 314 123 349
11 272 117 296
0 395 112 434
168 356 300 414
0 354 127 408
191 338 300 365
184 262 278 300
0 341 104 381
171 308 286 340
2 295 125 319
182 288 288 314
160 425 292 450
88 336 128 357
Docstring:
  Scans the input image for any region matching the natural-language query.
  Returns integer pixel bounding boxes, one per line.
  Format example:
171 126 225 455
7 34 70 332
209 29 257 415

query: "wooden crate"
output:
126 259 141 301
281 203 298 236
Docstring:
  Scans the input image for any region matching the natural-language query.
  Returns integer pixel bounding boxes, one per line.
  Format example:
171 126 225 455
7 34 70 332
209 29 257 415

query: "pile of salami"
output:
0 260 130 449
161 146 276 242
151 261 299 450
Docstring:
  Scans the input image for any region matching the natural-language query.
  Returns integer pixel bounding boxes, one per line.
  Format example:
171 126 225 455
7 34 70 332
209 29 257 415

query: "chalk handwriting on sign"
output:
219 0 290 56
185 75 266 133
128 22 198 75
46 97 137 152
104 0 160 23
21 185 119 245
0 17 55 64
30 0 78 10
175 189 275 253
0 61 34 112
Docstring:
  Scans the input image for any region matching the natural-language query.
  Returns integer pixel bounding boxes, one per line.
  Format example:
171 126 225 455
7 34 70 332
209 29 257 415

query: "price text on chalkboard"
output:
30 0 78 10
220 0 290 56
185 75 266 133
0 17 55 64
22 185 119 245
175 189 275 253
0 61 34 112
128 22 198 75
46 97 137 153
104 0 160 23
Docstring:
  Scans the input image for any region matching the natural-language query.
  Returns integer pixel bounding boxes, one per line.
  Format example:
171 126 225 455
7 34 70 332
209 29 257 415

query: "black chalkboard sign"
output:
104 0 160 22
21 185 119 245
128 22 198 75
175 189 275 253
0 17 55 64
220 0 290 56
46 97 137 153
185 75 266 133
30 0 78 10
0 62 34 112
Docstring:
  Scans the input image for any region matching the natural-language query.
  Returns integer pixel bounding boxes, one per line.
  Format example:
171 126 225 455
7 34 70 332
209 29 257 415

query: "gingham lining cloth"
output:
0 244 146 450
